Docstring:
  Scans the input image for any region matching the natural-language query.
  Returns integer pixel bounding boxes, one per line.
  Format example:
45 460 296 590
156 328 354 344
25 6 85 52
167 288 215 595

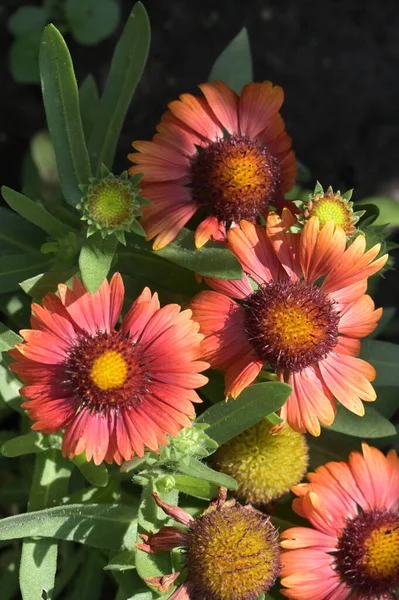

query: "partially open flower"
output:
280 443 399 600
295 182 364 238
214 419 308 505
77 171 147 244
190 209 388 435
138 489 281 600
128 80 296 249
10 274 208 464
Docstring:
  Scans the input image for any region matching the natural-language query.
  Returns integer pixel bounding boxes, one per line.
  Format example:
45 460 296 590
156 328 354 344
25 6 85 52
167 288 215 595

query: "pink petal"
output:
199 81 239 134
239 81 284 138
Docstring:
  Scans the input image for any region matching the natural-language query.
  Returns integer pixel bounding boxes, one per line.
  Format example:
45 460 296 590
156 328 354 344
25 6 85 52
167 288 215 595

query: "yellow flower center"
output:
214 419 308 504
244 280 339 372
187 505 280 600
267 304 324 353
190 135 282 222
335 509 399 597
307 191 354 233
363 524 399 578
88 180 133 227
90 351 128 390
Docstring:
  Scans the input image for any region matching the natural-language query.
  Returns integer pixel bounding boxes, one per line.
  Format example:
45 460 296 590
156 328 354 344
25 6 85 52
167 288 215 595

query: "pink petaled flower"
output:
190 210 388 435
10 274 208 465
128 80 296 249
280 443 399 600
137 490 281 600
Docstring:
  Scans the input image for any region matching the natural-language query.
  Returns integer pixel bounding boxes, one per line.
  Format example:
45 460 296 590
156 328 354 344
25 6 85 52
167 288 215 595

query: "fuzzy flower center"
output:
306 191 354 233
335 509 399 597
244 279 340 372
87 180 134 227
186 505 280 600
214 419 308 505
190 135 282 223
90 351 128 390
63 331 145 411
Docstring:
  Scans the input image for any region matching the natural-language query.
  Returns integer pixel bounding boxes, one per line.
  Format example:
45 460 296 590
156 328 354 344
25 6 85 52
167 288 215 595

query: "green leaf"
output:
66 0 120 46
73 453 109 488
79 232 118 294
19 268 78 299
327 404 396 438
156 228 243 279
114 570 157 600
30 131 58 185
20 451 72 600
79 75 100 140
373 387 399 419
0 503 138 550
2 186 71 239
1 432 62 458
39 25 92 206
173 474 217 500
360 340 399 386
9 35 41 84
8 6 48 36
0 252 53 294
369 307 396 338
209 27 253 94
0 206 46 253
357 196 399 226
88 2 150 174
135 480 177 582
177 457 237 491
196 382 292 446
104 550 135 571
0 322 22 352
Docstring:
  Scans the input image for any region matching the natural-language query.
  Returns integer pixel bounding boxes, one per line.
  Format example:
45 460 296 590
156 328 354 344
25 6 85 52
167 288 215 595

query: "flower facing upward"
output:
214 419 308 505
190 210 387 435
128 81 296 249
137 489 281 600
10 275 208 465
280 444 399 600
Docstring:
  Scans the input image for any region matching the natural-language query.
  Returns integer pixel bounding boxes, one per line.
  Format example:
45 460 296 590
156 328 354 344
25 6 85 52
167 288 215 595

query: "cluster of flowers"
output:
10 81 398 599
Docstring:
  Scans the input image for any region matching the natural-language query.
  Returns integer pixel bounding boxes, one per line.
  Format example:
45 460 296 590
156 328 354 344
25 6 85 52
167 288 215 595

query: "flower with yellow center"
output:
214 419 308 505
280 444 399 600
138 489 281 600
77 170 147 244
10 275 208 465
295 182 363 237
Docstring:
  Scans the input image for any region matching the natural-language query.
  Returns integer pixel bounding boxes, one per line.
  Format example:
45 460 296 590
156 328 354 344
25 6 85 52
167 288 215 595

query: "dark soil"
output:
1 0 399 305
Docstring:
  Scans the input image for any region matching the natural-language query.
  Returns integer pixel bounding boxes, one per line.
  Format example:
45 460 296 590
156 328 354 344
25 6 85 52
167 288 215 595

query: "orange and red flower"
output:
190 210 387 435
10 274 208 465
128 81 296 249
280 444 399 599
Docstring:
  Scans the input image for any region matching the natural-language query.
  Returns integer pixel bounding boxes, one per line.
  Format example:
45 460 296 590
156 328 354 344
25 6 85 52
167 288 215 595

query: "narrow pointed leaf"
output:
39 25 92 206
209 27 252 93
327 403 396 438
79 232 118 294
156 228 243 279
177 457 237 490
0 504 138 550
196 382 291 446
0 323 22 352
2 186 71 239
88 2 150 174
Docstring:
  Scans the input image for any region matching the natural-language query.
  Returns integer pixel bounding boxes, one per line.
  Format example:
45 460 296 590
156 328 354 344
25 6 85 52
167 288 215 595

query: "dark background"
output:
1 0 399 305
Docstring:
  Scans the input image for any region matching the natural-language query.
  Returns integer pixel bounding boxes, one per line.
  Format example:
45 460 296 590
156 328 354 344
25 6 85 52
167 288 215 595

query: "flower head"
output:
280 444 399 599
128 81 296 249
138 489 281 600
10 274 208 464
214 419 308 505
77 171 147 244
295 182 362 237
190 210 388 435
